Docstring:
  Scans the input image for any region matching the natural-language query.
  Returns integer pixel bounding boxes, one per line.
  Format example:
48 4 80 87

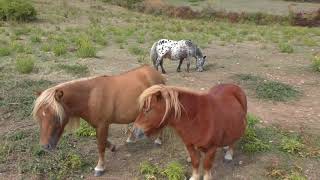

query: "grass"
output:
234 74 300 102
128 45 144 56
30 35 41 43
140 161 160 179
280 136 304 155
15 55 35 74
311 55 320 72
0 46 11 56
279 42 294 53
256 81 299 102
75 120 96 137
161 162 186 180
56 64 89 76
76 38 96 58
53 43 67 56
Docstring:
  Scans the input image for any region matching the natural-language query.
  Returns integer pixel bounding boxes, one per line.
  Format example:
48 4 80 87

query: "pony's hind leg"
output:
160 59 166 74
224 145 234 162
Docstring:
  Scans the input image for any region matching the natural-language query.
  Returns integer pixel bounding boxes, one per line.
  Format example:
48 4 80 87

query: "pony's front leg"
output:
203 147 217 180
94 126 109 176
186 145 201 180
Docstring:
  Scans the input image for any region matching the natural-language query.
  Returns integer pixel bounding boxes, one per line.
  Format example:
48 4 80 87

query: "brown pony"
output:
32 65 165 176
133 84 247 180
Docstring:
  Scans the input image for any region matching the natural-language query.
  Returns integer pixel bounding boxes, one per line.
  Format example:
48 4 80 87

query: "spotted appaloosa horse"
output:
150 39 206 73
133 84 247 180
32 65 165 177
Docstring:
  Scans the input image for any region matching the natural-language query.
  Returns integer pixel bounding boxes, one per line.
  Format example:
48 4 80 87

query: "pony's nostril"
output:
42 144 51 150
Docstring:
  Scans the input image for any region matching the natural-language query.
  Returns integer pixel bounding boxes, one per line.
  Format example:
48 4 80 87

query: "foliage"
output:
15 55 35 74
140 161 160 177
256 81 299 102
311 55 320 72
0 46 11 56
75 121 96 137
161 162 185 180
279 42 294 53
57 64 89 76
280 136 304 154
0 0 37 21
53 43 67 56
76 37 96 58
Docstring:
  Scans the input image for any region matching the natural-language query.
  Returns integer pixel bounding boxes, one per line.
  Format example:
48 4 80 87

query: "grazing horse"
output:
133 84 247 180
32 65 165 176
150 39 206 74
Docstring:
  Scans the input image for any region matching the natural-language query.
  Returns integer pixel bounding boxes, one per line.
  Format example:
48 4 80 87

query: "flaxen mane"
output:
32 77 96 130
139 85 199 124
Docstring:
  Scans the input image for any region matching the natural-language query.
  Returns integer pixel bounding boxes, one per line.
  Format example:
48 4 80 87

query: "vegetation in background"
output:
312 55 320 72
75 120 96 137
15 55 35 74
139 161 185 180
56 64 89 76
0 0 37 21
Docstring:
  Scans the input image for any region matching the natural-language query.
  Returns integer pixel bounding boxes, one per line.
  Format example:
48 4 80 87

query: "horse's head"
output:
33 89 68 151
196 55 206 72
195 47 206 72
134 91 166 137
134 85 182 138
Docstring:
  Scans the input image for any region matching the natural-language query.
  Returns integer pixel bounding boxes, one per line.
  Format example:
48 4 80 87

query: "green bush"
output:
279 42 294 53
53 43 67 56
75 121 96 137
0 0 37 21
161 162 185 180
15 55 35 74
0 47 11 56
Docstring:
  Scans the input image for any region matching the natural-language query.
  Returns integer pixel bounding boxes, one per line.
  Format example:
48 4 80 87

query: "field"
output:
0 0 320 179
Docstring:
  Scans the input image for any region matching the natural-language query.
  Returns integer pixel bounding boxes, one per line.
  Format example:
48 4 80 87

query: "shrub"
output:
280 136 304 154
75 121 96 137
76 38 96 58
311 55 320 72
15 55 35 74
0 0 37 21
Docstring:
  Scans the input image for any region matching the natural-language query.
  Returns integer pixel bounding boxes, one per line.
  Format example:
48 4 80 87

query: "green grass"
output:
30 35 41 43
256 81 299 102
53 43 67 56
0 46 11 56
140 161 160 178
41 43 51 52
279 42 294 53
128 45 144 56
15 55 35 74
311 55 320 72
234 74 300 102
56 64 89 76
280 136 304 155
161 162 185 180
76 38 96 58
75 120 96 137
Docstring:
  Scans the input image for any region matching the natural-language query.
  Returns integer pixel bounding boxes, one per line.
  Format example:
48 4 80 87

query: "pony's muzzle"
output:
132 127 146 140
41 143 55 151
197 67 204 72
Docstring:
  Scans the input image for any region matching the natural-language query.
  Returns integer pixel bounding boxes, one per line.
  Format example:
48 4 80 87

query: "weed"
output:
128 45 144 56
0 0 37 21
75 120 96 137
30 35 41 43
57 64 89 76
279 42 294 53
311 55 320 72
240 114 271 153
53 43 67 56
41 43 51 52
280 136 304 154
140 161 160 177
76 38 96 58
256 81 299 102
15 55 35 74
161 162 185 180
0 46 11 56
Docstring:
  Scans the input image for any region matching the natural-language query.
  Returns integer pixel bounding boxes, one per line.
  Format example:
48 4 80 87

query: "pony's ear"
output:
34 90 42 97
203 56 206 59
54 89 64 101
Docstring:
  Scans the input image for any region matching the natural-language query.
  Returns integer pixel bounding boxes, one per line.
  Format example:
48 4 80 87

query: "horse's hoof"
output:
94 170 105 177
110 145 116 152
187 157 191 163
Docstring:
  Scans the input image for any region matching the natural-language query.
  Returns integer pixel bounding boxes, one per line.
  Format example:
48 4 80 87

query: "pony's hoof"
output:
110 145 117 152
187 157 191 163
94 170 105 177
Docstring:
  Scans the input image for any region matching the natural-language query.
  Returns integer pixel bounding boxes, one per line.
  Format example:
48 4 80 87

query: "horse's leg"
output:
186 57 191 73
94 125 109 176
177 58 183 72
186 145 201 180
203 147 217 180
155 57 162 71
224 144 234 162
160 59 166 74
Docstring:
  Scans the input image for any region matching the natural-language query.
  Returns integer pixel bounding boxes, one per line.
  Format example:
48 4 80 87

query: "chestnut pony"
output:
134 84 247 180
32 65 165 176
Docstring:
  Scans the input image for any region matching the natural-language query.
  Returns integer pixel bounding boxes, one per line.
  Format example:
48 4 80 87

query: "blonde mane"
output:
139 84 199 125
32 76 97 130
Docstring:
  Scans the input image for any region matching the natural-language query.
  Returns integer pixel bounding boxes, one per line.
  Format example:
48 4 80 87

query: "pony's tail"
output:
150 42 158 67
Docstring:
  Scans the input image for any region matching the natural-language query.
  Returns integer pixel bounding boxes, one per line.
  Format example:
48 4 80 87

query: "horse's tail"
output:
150 41 158 67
